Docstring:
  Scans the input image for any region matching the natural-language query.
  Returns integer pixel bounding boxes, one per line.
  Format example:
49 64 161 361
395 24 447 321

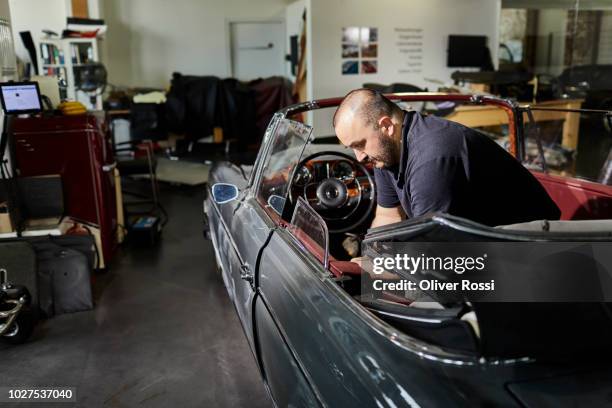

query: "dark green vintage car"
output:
204 93 612 407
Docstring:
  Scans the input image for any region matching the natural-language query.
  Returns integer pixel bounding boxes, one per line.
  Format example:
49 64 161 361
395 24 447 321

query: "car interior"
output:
255 102 612 359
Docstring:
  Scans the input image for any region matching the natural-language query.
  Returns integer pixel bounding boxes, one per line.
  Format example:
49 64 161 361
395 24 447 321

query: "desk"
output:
444 99 584 150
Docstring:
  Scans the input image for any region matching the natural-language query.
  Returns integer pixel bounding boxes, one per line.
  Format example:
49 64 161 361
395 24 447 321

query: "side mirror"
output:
211 183 239 204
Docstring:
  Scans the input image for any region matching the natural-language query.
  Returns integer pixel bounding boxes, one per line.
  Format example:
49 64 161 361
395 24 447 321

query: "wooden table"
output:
445 99 584 150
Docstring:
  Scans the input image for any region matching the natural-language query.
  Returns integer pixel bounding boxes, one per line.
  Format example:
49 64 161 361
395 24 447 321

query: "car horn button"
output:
316 178 348 208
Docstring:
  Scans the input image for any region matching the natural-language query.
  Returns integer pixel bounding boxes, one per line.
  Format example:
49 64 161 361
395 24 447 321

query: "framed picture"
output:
342 60 359 75
342 27 360 44
360 27 378 43
342 43 359 58
361 43 378 58
361 60 378 74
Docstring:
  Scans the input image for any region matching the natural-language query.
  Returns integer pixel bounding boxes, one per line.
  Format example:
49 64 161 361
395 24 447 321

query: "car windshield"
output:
257 118 312 215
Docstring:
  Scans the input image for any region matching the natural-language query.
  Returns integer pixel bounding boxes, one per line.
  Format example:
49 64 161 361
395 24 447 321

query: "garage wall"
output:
8 0 67 63
310 0 500 98
308 0 501 134
102 0 292 89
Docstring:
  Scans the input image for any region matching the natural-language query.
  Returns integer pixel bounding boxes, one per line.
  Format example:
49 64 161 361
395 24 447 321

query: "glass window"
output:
521 107 612 182
435 101 515 152
288 197 330 269
256 118 312 217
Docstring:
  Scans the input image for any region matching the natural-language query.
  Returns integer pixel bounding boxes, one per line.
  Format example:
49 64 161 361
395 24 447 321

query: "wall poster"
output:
341 26 378 74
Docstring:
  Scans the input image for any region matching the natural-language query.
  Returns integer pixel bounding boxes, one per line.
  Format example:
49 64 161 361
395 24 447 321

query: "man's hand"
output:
342 234 361 258
371 205 405 228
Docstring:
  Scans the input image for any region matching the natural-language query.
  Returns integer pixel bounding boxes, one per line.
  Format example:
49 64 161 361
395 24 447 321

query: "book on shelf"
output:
71 45 79 64
40 43 49 64
40 43 65 66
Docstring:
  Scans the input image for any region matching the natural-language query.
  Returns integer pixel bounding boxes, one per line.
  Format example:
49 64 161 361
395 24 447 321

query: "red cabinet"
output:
12 113 117 264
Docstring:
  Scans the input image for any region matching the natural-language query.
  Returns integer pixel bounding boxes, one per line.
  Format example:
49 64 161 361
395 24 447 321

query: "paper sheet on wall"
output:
394 27 423 75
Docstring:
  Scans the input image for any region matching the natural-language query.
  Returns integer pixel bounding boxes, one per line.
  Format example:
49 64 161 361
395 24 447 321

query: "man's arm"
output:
351 205 404 275
371 205 405 228
371 168 404 228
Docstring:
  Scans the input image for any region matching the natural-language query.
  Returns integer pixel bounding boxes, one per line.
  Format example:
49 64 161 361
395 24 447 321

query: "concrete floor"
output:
0 184 272 408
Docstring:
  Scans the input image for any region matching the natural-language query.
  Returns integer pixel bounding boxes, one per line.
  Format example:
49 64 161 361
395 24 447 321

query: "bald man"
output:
333 89 560 228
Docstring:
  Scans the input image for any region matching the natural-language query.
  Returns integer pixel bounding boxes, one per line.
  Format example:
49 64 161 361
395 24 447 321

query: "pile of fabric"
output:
165 73 295 150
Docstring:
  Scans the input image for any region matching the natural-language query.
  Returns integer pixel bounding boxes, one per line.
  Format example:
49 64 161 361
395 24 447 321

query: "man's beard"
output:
372 135 400 168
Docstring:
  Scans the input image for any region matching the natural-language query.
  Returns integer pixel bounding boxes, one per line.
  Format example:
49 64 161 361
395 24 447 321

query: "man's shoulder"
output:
413 113 475 138
408 114 468 163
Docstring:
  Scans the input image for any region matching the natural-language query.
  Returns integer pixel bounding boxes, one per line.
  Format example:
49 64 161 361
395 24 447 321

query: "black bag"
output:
130 102 167 141
33 239 93 317
48 235 97 271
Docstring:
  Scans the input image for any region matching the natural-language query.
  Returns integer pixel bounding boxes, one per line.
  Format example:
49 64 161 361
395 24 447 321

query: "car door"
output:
254 201 485 407
225 196 274 349
209 117 312 351
254 201 377 407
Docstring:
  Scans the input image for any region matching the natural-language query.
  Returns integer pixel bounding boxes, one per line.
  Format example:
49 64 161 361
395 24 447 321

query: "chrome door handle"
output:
240 264 253 283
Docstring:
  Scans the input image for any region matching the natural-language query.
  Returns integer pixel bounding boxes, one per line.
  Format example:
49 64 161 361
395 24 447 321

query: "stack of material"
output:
165 73 295 149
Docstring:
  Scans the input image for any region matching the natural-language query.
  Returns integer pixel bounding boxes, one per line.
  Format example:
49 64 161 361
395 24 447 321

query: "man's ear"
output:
378 116 395 137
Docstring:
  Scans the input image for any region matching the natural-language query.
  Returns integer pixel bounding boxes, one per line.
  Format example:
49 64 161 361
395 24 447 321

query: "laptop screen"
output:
0 82 43 114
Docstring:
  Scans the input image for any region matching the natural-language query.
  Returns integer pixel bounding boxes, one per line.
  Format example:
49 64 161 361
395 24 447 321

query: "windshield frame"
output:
254 117 313 218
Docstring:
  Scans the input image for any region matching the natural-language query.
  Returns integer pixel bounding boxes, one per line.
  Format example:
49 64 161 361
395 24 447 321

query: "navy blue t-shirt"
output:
374 111 560 226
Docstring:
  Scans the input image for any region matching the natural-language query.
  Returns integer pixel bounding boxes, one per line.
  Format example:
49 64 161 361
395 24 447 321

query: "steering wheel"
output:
289 151 376 233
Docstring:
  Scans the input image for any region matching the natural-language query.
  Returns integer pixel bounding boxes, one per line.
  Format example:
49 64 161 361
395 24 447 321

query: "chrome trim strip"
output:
367 308 444 324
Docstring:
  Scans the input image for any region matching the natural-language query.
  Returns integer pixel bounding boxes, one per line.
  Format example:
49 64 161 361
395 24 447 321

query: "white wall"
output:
8 0 67 64
308 0 501 134
102 0 291 89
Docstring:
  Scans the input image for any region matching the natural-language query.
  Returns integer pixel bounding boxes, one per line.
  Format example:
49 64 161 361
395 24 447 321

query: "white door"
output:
230 21 285 80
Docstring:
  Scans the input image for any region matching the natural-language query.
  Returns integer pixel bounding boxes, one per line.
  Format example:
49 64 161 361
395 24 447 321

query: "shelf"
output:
36 36 101 111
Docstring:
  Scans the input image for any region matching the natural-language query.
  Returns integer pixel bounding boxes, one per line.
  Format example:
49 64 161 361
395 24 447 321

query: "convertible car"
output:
203 93 612 407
